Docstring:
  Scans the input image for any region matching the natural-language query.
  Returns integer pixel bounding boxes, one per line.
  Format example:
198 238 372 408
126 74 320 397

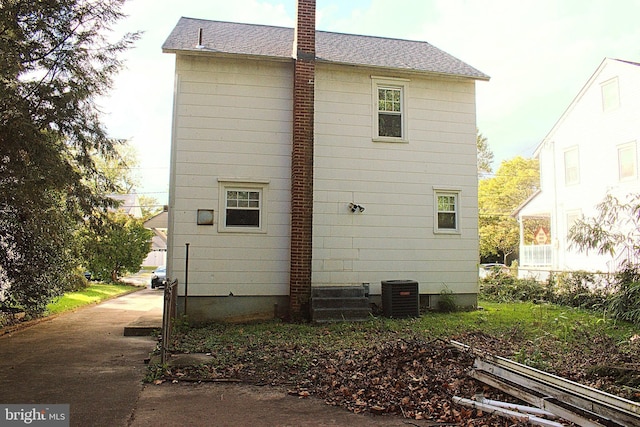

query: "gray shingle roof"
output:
162 17 489 81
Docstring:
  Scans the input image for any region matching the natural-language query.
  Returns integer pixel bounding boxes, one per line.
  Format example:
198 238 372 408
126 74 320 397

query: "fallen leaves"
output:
163 325 640 425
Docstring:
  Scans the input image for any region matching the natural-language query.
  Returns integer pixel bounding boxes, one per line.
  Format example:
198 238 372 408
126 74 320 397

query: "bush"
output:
551 271 608 310
479 271 550 303
480 265 640 327
63 269 90 293
608 263 640 326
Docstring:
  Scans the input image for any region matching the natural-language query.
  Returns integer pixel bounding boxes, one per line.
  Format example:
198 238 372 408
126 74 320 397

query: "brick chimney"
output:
289 0 315 320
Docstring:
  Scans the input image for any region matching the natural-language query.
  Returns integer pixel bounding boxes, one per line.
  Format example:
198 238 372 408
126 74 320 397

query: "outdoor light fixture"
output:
197 209 214 225
349 203 365 213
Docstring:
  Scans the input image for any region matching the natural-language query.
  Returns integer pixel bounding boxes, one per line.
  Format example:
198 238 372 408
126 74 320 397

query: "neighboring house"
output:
162 0 489 322
109 193 143 218
515 58 640 279
143 210 168 267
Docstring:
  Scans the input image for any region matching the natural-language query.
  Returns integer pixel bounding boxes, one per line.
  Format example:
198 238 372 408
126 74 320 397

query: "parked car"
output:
151 266 167 289
479 263 509 278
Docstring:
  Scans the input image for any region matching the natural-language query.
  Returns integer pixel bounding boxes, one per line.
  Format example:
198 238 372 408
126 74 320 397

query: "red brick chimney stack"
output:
289 0 315 319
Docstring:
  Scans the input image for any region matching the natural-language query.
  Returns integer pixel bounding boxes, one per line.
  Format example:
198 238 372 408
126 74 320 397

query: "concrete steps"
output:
311 286 371 323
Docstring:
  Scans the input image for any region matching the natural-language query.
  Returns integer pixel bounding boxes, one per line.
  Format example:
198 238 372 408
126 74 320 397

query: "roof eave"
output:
317 58 490 81
162 47 294 64
162 48 489 81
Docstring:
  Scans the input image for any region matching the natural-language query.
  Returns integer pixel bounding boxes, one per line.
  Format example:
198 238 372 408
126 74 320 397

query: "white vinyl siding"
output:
167 56 290 296
315 65 478 295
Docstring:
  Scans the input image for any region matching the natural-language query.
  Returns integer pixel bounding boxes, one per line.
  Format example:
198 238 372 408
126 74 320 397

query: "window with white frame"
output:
618 142 637 180
564 147 580 185
372 77 408 141
218 181 267 232
434 190 460 233
601 77 620 112
566 210 581 238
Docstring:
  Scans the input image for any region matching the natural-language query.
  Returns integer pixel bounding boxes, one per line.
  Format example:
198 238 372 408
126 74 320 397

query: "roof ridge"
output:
181 16 438 46
164 17 490 81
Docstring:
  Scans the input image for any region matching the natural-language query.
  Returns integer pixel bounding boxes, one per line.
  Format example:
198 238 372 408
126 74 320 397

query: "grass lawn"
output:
171 301 638 355
46 282 140 315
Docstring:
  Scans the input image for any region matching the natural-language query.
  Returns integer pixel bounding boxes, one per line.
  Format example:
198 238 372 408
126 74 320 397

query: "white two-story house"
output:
162 0 489 322
516 58 640 278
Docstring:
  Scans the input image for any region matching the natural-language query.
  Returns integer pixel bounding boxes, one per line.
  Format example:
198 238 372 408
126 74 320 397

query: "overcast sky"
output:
101 0 640 204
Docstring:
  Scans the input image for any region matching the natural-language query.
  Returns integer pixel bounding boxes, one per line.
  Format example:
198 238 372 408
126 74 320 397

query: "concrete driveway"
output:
0 284 413 427
0 287 162 427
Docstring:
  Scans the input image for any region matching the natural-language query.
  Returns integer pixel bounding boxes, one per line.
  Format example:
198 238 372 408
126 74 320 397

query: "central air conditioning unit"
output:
382 280 419 318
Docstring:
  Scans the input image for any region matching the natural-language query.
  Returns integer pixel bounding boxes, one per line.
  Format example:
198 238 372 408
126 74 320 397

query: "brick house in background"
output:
162 0 489 322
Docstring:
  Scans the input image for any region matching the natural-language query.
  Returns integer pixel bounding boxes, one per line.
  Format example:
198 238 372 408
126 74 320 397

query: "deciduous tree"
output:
478 157 540 262
82 212 153 282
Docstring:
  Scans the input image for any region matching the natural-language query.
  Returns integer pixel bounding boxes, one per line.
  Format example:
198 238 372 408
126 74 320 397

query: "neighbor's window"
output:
601 77 620 112
435 191 460 233
564 147 580 185
566 210 581 238
618 142 637 180
218 181 268 233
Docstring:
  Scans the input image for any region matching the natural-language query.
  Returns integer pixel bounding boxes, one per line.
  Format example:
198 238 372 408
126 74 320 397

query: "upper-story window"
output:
564 147 580 185
372 77 408 142
378 87 402 137
618 141 637 180
601 77 620 112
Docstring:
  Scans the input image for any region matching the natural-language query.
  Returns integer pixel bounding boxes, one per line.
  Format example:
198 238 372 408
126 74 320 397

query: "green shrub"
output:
479 271 549 303
608 263 640 326
63 269 90 293
551 271 608 311
437 287 457 312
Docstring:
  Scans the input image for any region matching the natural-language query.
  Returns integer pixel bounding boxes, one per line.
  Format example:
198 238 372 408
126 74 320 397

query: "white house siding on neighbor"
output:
517 59 640 277
167 55 294 318
313 64 479 298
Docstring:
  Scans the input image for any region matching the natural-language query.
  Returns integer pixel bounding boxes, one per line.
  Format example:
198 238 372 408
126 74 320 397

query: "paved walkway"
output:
0 284 412 427
0 286 162 427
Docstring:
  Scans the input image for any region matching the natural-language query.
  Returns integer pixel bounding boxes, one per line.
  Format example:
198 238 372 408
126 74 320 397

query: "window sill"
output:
218 227 267 234
433 229 460 235
372 137 409 144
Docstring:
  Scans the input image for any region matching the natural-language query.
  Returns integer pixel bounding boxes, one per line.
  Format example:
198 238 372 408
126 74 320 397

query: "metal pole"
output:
184 242 190 315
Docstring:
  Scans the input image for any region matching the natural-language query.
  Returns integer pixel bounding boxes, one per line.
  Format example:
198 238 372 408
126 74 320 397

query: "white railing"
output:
520 245 553 267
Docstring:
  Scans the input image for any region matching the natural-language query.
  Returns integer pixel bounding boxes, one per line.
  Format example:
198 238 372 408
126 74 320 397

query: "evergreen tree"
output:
0 0 138 312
